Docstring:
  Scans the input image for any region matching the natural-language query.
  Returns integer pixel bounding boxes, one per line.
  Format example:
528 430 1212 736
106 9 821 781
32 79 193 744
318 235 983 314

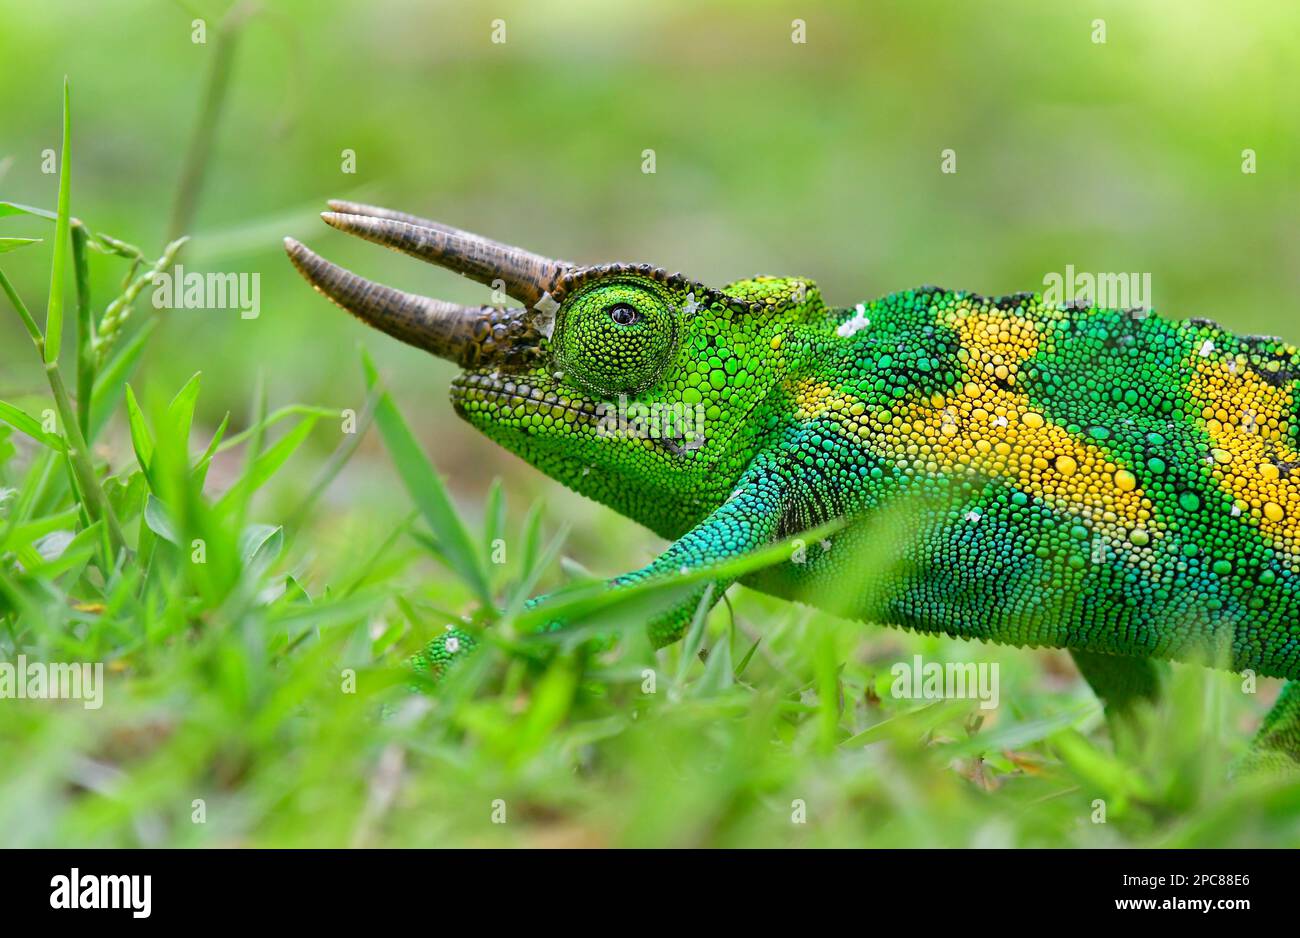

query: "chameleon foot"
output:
411 625 479 683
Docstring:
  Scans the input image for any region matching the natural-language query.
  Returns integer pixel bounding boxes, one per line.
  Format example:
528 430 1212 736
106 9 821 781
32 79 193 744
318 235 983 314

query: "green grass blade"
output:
519 500 544 579
71 221 93 439
17 521 99 582
734 635 762 680
0 237 42 253
239 523 284 566
0 201 56 220
228 374 266 540
44 77 72 364
840 699 971 749
0 268 43 344
0 507 80 553
162 371 202 458
143 492 181 545
482 477 505 571
209 404 337 456
813 629 841 751
283 392 377 529
193 412 231 486
500 521 570 625
675 583 715 686
360 348 494 609
942 703 1096 757
214 414 318 514
692 618 735 696
124 385 155 478
508 661 578 766
0 400 64 451
515 520 843 640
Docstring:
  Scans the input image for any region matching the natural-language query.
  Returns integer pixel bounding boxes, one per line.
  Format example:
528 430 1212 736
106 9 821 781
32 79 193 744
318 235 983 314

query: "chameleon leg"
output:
1236 681 1300 776
418 461 787 679
564 462 787 648
1069 649 1164 753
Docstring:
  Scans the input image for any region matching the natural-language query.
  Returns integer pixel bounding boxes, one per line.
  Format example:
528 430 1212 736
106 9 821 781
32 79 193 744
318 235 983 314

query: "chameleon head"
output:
285 202 824 529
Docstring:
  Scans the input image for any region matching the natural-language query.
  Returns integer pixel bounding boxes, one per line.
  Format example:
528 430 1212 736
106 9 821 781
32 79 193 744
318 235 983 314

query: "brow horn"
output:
320 205 571 311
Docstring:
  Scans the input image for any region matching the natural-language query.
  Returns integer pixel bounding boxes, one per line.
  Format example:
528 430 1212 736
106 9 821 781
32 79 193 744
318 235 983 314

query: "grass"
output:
2 81 1300 850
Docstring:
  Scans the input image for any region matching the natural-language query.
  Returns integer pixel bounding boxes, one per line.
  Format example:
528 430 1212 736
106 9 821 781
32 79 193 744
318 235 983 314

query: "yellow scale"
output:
796 300 1300 566
1188 354 1300 558
793 302 1157 549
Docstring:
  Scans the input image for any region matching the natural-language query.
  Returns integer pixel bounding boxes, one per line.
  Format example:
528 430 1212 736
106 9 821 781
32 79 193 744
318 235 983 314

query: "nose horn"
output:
319 202 571 312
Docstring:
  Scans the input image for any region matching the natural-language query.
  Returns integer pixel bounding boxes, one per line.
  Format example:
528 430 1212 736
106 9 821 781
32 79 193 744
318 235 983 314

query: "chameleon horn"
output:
284 236 489 365
327 199 577 270
319 209 570 311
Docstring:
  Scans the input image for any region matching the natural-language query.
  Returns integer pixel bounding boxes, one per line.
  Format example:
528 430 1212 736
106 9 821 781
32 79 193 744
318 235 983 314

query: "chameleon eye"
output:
558 281 677 398
608 303 641 326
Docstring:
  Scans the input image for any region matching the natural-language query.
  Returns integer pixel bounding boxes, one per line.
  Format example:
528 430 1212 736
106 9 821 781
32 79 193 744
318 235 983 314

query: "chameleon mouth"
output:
449 373 605 429
451 374 735 461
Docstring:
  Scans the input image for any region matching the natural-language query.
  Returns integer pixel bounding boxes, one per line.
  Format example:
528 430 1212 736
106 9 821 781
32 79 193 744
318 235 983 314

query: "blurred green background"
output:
2 0 1299 847
3 0 1297 522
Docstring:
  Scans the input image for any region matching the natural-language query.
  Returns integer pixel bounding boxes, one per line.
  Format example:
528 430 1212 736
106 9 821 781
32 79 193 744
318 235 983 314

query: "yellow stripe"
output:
795 303 1155 546
1187 353 1300 555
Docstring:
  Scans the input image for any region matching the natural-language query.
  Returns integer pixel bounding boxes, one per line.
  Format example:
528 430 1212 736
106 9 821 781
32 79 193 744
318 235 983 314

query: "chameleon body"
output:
286 203 1300 769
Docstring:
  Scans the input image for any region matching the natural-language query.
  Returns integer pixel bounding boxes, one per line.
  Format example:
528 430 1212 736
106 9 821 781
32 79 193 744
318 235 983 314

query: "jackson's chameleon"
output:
286 201 1300 771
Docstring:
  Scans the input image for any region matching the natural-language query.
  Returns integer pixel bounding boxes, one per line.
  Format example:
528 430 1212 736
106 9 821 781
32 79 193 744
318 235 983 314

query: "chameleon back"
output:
747 287 1300 680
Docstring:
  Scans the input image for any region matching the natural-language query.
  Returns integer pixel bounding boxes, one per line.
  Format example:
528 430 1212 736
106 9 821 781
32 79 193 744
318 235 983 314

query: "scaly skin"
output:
287 209 1300 768
454 281 1300 676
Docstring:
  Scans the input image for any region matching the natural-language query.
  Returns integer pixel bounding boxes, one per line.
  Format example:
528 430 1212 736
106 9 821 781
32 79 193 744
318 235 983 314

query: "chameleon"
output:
286 201 1300 772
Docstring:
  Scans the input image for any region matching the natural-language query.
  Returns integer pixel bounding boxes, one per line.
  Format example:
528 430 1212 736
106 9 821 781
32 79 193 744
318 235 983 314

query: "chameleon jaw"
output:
450 372 605 429
284 201 571 366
